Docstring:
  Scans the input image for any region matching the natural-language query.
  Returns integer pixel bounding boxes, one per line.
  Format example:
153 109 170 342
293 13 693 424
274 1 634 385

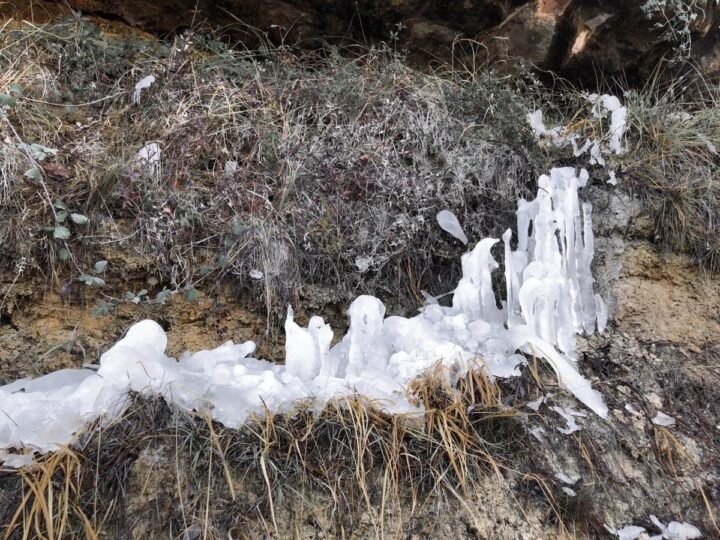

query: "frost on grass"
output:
529 93 628 182
135 142 161 179
0 168 609 465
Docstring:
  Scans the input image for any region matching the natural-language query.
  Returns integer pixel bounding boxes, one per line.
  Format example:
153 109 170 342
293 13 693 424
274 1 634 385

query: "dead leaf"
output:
42 161 75 180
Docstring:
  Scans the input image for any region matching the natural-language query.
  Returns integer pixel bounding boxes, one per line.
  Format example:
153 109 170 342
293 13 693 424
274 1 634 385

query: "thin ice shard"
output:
503 229 521 321
652 412 676 427
132 75 156 104
579 201 597 334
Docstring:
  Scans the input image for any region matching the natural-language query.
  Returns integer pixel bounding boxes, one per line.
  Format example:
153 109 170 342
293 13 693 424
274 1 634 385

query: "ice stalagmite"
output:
453 238 504 324
500 167 607 415
342 295 391 376
309 316 335 379
285 306 321 380
0 167 609 466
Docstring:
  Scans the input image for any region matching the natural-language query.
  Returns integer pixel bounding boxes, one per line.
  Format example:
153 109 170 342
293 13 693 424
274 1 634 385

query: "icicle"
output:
578 202 597 333
453 238 503 324
503 229 520 321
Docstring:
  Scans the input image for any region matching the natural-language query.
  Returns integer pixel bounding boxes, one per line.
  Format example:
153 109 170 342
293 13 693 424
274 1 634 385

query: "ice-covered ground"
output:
0 167 609 467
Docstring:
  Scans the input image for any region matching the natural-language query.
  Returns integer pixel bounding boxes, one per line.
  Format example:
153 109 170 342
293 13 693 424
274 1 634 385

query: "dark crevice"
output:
68 8 139 28
544 3 579 72
157 318 171 332
0 313 19 331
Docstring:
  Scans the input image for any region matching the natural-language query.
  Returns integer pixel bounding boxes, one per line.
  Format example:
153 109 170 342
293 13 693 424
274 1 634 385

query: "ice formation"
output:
650 516 703 540
436 209 469 244
589 93 627 156
0 167 609 466
605 519 703 540
551 406 586 435
604 524 649 540
132 74 156 105
526 395 546 411
652 411 677 427
529 93 628 180
528 110 566 145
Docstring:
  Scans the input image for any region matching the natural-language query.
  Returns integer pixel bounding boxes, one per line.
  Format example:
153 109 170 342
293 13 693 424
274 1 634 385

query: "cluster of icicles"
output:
0 167 608 467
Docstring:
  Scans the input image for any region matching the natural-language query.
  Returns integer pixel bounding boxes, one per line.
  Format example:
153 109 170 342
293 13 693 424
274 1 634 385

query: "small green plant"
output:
20 143 57 182
46 199 89 241
78 260 108 288
155 287 172 304
91 298 115 319
0 92 17 114
124 289 149 304
184 287 200 303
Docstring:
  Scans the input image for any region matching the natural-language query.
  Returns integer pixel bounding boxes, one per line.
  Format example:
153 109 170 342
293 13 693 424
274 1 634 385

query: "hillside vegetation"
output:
0 14 719 540
1 16 718 323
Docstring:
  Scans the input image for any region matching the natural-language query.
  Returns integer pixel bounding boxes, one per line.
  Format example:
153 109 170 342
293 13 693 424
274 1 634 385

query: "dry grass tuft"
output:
0 368 539 538
620 68 720 271
3 448 98 539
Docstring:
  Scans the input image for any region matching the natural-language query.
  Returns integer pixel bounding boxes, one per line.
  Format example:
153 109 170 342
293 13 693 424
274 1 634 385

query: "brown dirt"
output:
3 238 719 382
0 276 285 384
614 244 720 347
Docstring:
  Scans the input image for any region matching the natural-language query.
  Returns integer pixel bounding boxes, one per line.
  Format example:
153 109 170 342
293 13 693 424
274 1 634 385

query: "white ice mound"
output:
0 167 608 465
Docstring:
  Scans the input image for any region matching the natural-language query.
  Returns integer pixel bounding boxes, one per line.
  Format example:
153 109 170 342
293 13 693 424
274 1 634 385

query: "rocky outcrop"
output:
481 0 720 81
6 0 720 79
589 187 720 349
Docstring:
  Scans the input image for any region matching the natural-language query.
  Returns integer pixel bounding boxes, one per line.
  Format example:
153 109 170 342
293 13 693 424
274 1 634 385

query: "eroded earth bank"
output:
1 5 720 539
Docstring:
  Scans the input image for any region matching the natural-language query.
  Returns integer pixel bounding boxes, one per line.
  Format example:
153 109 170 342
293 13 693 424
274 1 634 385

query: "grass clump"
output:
622 71 720 270
1 449 97 540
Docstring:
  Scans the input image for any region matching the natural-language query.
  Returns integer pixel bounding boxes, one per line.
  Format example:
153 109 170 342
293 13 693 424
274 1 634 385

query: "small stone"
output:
646 392 663 409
